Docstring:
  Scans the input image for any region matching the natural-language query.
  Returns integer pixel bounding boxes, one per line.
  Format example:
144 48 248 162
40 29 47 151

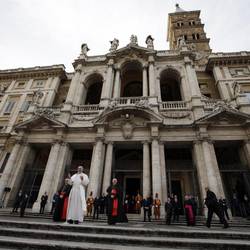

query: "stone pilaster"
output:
142 64 148 97
0 141 22 202
64 64 82 109
142 141 151 198
43 76 61 107
32 141 61 212
102 142 113 194
159 142 167 203
87 139 105 197
113 67 121 98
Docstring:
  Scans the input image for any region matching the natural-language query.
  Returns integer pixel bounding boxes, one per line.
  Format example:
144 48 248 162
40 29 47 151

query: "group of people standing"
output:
11 165 232 229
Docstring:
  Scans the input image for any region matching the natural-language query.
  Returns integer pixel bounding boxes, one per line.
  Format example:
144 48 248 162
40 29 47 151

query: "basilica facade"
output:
0 5 249 215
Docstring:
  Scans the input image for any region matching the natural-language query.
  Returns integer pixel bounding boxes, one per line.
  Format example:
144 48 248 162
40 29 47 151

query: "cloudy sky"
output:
0 0 249 72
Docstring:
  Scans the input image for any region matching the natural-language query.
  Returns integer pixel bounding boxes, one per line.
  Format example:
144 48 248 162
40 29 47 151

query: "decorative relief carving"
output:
34 108 54 119
32 89 44 105
122 120 134 139
229 67 250 77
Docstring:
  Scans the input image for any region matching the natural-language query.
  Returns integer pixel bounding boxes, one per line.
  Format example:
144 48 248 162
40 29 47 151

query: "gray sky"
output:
0 0 249 72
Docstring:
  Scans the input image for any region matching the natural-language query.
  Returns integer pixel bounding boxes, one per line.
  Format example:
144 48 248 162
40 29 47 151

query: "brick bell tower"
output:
167 4 211 52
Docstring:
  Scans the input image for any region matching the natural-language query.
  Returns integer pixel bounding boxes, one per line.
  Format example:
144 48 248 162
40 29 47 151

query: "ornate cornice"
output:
0 65 66 81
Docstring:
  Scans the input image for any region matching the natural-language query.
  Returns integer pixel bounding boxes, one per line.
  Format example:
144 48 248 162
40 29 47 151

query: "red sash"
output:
111 189 118 216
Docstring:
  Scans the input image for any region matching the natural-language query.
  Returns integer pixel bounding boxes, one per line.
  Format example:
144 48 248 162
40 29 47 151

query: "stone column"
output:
64 64 82 109
192 141 209 205
102 142 113 194
243 140 250 168
143 141 151 198
0 141 22 202
87 139 105 197
148 56 156 97
5 143 31 206
101 59 114 101
142 64 148 97
32 141 61 212
50 143 70 198
151 139 162 202
113 67 121 98
159 142 167 203
201 140 225 198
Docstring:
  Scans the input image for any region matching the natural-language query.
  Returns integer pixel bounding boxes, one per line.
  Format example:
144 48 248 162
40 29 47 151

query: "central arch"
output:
120 61 143 97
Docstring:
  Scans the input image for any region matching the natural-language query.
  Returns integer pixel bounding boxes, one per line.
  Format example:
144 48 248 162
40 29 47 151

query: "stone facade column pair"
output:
43 76 61 107
193 139 225 206
32 140 69 212
0 141 23 203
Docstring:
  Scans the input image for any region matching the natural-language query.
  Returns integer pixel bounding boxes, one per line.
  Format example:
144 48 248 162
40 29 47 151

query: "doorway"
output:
171 180 184 214
125 177 141 197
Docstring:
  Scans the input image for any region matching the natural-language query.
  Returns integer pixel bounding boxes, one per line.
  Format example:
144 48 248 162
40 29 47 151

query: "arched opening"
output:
120 61 142 97
84 74 103 104
160 68 182 101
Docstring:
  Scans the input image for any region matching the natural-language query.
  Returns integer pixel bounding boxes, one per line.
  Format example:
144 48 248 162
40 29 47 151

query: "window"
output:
15 81 26 89
32 80 45 88
20 100 32 112
3 101 16 114
184 35 187 40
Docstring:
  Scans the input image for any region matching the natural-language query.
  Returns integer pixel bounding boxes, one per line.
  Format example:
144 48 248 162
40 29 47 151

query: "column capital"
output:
148 55 155 64
142 140 151 145
143 63 148 69
114 65 121 71
95 136 105 143
104 140 114 145
52 139 63 145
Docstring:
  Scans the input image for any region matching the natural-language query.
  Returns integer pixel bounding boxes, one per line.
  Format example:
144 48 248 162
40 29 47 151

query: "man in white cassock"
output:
66 166 89 224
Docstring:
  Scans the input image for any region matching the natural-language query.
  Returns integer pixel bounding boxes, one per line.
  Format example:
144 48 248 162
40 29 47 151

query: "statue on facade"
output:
0 83 8 94
232 81 242 98
177 36 186 48
109 38 119 52
32 89 44 105
80 43 90 59
145 35 154 50
130 35 138 46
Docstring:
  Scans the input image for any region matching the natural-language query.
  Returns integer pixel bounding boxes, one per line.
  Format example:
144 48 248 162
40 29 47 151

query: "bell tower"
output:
167 4 211 52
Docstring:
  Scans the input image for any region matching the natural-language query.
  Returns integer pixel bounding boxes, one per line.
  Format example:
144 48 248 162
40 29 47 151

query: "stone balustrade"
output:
73 104 105 113
36 106 62 114
201 99 220 110
113 96 149 106
159 101 189 110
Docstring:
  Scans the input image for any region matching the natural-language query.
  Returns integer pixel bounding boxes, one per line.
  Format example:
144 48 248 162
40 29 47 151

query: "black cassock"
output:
53 184 71 222
106 184 128 225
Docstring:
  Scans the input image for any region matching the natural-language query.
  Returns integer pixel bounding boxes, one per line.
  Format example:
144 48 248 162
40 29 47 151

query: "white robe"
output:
66 173 89 222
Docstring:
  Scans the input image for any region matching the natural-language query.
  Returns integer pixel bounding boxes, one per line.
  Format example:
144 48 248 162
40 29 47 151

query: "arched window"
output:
160 69 182 102
84 74 103 104
120 61 143 97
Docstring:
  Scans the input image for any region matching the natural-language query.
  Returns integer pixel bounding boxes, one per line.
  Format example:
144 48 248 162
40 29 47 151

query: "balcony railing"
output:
159 101 189 110
73 104 105 113
113 96 149 106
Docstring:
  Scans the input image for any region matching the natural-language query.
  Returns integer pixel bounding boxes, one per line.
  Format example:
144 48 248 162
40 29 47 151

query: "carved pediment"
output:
15 114 67 131
195 107 250 126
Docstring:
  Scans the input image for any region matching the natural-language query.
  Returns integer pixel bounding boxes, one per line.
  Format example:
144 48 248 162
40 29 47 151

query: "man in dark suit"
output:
205 187 229 228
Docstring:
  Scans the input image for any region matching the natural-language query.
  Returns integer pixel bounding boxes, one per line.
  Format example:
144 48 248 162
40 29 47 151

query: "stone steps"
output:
0 219 250 249
1 210 250 228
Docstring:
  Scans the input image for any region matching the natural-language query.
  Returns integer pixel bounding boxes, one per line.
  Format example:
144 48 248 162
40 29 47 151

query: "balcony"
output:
112 96 149 106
